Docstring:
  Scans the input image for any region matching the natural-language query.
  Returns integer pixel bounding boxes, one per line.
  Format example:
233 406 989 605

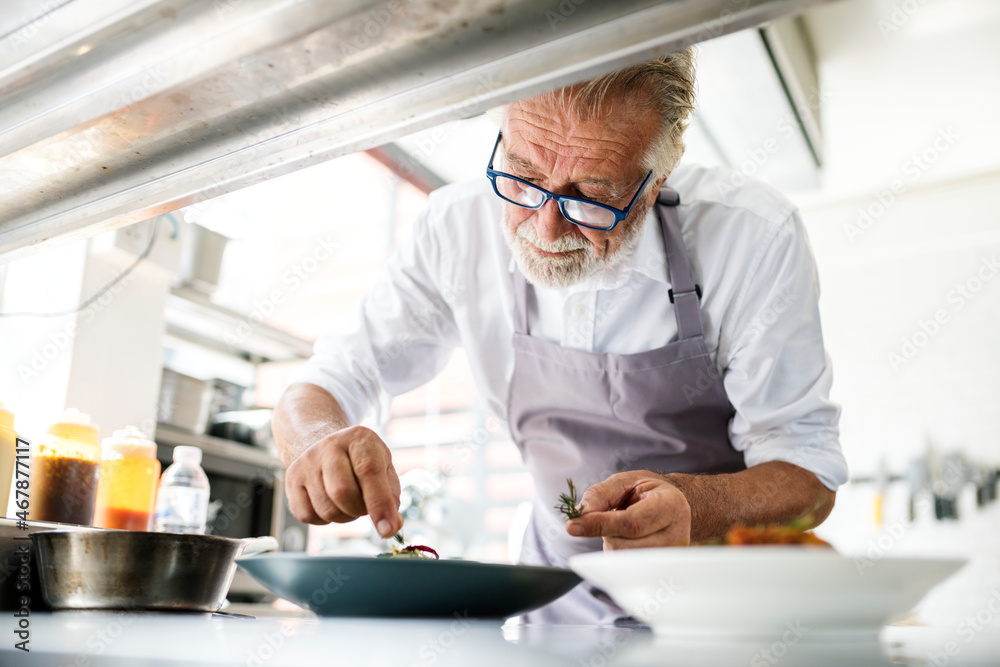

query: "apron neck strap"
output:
656 187 705 340
513 267 531 335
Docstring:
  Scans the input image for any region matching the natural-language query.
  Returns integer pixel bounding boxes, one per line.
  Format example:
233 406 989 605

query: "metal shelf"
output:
166 285 314 363
154 422 283 475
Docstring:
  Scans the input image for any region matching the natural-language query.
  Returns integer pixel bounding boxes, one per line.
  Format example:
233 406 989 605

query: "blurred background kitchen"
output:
1 0 998 572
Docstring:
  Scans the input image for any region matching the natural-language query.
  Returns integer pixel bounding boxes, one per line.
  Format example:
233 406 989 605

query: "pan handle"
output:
238 536 280 558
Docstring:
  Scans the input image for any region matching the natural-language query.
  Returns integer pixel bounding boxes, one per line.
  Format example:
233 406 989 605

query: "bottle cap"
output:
102 426 157 458
55 408 91 425
0 402 13 430
172 445 203 466
47 408 100 445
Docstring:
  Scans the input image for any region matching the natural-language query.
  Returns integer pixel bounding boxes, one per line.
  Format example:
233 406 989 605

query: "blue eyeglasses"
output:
485 131 653 232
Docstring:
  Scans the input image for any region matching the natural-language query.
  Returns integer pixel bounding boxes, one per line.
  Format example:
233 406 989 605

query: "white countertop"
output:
2 609 999 667
4 552 1000 666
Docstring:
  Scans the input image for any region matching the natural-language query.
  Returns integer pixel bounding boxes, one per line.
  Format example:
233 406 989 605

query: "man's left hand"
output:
565 471 691 550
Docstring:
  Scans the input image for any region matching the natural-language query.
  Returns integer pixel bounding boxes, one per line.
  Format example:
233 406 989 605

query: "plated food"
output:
701 523 833 547
377 532 440 559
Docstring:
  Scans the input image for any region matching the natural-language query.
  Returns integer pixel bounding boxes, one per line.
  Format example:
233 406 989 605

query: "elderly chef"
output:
273 48 848 624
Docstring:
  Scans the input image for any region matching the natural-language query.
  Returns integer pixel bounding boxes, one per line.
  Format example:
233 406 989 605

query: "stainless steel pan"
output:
0 518 98 610
31 531 277 612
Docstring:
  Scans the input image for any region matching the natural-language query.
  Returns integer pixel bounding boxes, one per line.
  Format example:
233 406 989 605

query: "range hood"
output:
0 0 835 260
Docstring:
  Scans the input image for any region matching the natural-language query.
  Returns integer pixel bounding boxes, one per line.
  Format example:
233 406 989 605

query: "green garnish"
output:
555 478 585 521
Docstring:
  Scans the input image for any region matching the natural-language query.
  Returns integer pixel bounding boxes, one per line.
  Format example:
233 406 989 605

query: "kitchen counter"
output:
2 609 998 667
4 552 999 666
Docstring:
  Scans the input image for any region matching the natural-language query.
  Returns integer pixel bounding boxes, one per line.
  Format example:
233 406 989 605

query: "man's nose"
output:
532 199 574 244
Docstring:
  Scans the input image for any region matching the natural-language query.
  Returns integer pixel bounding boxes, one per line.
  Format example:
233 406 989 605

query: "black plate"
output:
237 553 581 619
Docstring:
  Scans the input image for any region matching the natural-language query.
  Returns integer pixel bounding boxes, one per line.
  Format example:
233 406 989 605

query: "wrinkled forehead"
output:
500 90 658 180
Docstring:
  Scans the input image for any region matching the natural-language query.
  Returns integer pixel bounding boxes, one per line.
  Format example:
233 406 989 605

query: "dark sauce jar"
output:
28 409 101 526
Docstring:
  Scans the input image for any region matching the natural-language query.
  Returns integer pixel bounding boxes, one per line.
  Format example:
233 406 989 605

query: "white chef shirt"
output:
291 162 849 491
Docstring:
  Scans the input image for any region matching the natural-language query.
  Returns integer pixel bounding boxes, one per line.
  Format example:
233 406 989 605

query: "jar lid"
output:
47 408 100 445
102 425 157 457
0 401 13 430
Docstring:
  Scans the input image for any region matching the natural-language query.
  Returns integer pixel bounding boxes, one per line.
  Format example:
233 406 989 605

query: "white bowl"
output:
569 547 965 637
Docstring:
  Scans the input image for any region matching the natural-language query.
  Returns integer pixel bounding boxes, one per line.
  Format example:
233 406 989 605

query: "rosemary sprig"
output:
555 478 585 521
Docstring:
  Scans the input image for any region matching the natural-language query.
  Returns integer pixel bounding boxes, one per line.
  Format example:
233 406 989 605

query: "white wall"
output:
802 175 1000 474
791 0 1000 475
800 0 1000 199
1 242 85 448
793 0 1000 552
0 237 171 446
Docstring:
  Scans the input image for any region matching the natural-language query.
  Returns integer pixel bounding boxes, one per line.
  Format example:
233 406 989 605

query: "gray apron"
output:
508 187 746 625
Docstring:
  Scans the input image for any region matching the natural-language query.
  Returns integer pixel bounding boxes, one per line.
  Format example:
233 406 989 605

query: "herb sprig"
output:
555 478 585 521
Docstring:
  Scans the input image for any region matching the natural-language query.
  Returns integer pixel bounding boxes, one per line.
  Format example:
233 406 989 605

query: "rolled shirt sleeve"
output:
720 211 848 491
289 207 461 426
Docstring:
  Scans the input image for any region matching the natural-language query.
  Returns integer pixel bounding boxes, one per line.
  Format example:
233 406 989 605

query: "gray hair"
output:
494 49 696 180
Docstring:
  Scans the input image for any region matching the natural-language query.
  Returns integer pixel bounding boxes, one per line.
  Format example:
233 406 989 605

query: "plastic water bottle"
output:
154 445 210 534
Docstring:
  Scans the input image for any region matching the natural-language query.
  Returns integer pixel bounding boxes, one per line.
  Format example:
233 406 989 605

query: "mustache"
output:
515 221 590 254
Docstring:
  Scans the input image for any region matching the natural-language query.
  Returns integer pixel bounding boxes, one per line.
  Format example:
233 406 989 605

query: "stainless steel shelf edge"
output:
0 0 835 260
166 285 315 362
154 422 283 472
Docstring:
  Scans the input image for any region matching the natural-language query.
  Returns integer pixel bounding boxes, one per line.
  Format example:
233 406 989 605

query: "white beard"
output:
502 206 649 289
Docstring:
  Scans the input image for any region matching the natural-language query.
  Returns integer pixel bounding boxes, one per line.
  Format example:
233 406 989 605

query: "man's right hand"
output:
283 425 403 538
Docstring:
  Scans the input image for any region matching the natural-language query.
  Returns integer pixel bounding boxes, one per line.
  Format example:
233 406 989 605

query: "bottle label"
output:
154 486 208 533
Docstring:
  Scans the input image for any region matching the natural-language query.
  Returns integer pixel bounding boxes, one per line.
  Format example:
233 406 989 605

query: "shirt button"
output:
573 304 587 317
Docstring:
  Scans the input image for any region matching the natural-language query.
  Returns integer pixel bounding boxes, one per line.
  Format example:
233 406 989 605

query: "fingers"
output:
322 448 367 519
604 522 690 550
285 476 325 525
387 463 401 500
566 474 691 548
567 492 667 539
578 472 644 513
284 426 401 530
286 450 360 525
285 479 355 525
349 441 402 538
312 468 360 523
386 463 403 531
